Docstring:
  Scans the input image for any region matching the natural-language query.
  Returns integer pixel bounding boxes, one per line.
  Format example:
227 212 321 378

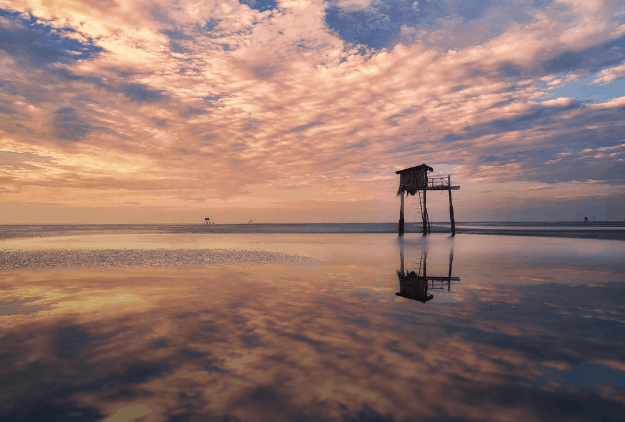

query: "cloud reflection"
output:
0 245 624 421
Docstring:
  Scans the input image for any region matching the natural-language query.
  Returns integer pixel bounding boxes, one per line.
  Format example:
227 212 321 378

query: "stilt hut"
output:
396 164 459 236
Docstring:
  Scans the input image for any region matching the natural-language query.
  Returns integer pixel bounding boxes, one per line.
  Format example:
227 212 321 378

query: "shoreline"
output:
1 222 624 242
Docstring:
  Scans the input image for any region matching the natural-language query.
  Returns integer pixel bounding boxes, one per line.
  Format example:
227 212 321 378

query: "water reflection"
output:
396 242 459 303
1 235 624 421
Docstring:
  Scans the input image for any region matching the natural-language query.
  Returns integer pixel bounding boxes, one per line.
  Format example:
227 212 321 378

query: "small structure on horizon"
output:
395 164 460 236
205 217 210 225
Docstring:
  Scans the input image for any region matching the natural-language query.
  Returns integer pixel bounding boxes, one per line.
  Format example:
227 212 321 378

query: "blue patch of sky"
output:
160 29 194 54
161 29 188 40
325 2 424 50
538 75 625 104
239 0 277 12
203 95 224 107
204 19 221 31
325 0 536 50
183 108 209 116
52 108 92 141
437 97 588 145
0 8 103 65
442 101 583 141
537 361 625 389
121 83 166 103
290 121 323 132
491 101 581 128
531 0 553 8
542 34 625 75
593 137 625 149
441 133 464 143
455 0 493 21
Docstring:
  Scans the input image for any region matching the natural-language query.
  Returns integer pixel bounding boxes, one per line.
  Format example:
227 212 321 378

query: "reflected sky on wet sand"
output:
1 234 625 421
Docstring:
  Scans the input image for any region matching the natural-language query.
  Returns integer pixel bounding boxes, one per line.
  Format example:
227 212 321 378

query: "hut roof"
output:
395 164 433 175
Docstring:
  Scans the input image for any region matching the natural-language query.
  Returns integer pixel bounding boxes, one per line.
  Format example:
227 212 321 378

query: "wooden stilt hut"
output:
396 164 459 236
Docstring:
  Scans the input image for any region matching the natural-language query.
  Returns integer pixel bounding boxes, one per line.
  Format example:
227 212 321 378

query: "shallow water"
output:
1 222 624 241
1 233 624 421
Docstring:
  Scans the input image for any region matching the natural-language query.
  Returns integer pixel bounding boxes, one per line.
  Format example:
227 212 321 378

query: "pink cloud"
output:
0 0 624 221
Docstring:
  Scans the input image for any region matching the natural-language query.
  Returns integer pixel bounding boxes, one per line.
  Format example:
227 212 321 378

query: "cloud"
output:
0 0 624 221
594 62 625 83
0 150 54 169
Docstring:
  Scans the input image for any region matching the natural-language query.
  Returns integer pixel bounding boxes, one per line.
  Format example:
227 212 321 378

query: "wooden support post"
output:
448 175 456 236
399 191 405 236
422 174 428 235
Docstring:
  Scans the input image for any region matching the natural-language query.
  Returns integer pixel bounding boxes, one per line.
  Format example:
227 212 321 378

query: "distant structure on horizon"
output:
204 217 211 225
395 164 460 236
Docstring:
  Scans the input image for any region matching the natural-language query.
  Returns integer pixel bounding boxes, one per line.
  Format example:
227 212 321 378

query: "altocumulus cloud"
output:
0 0 624 222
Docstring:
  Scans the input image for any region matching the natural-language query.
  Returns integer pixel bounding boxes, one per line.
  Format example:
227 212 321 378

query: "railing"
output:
399 175 458 192
426 177 450 188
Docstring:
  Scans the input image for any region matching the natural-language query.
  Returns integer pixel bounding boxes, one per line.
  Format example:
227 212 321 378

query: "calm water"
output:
1 232 624 421
1 222 625 241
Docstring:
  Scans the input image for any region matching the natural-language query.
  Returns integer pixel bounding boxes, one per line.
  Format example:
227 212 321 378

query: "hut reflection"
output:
396 243 459 303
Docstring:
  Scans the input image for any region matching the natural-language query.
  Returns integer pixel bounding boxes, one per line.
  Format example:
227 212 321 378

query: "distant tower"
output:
205 217 210 225
584 216 588 222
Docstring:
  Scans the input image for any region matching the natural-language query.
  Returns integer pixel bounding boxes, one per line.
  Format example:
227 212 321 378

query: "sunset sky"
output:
1 0 624 223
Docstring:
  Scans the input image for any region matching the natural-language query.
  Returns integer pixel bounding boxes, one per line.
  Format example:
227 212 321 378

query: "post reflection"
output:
396 241 459 303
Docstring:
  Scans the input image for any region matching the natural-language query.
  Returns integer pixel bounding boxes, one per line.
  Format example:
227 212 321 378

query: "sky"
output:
0 0 624 224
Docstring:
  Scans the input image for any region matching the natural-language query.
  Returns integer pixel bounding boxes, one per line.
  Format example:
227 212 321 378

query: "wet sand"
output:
0 249 318 270
1 234 624 421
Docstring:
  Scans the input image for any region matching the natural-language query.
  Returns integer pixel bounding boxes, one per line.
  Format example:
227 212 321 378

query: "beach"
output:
4 0 625 419
1 227 624 421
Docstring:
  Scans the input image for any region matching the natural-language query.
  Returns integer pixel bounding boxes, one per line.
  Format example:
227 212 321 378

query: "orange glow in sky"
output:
1 0 624 223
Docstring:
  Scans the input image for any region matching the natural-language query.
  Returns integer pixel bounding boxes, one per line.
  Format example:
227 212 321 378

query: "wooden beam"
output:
423 186 460 190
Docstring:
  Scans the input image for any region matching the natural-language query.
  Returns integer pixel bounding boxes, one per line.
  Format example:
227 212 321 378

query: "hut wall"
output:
399 170 426 195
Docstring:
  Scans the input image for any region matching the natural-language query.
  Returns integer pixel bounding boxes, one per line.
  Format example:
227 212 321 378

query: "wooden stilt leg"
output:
422 186 428 235
448 176 455 236
399 191 405 236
